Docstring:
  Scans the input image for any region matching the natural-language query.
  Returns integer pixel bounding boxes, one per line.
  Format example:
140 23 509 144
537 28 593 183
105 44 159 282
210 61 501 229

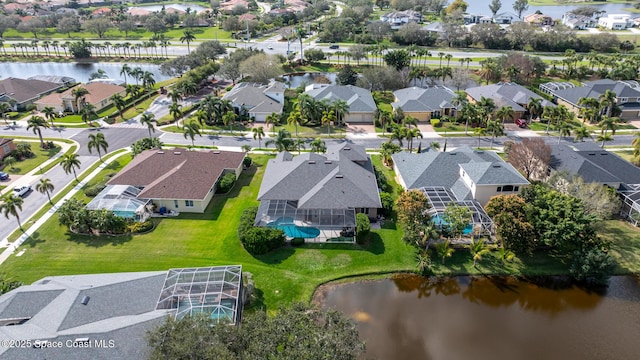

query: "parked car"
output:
515 118 528 128
267 45 274 50
0 172 8 181
13 185 31 198
329 44 339 49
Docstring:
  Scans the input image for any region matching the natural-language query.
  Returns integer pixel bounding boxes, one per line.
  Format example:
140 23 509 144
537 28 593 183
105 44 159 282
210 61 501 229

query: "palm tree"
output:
473 127 486 149
390 124 406 147
321 110 336 135
0 195 24 230
180 29 196 53
110 93 126 121
310 137 327 153
222 111 237 133
287 110 303 149
378 110 392 136
556 120 573 144
252 126 265 149
632 132 640 164
331 99 350 127
469 238 489 268
168 88 183 104
87 132 109 161
578 97 600 123
169 102 183 126
79 103 98 125
265 112 279 132
598 89 617 118
35 178 54 204
573 125 591 142
477 97 495 126
598 116 622 147
42 106 56 128
438 52 445 68
142 71 155 90
496 105 515 124
265 128 294 152
0 102 10 124
415 251 432 273
486 120 504 149
183 122 201 146
497 246 515 266
435 239 454 265
140 112 156 138
527 97 543 123
60 153 81 181
27 115 49 148
71 86 89 112
405 127 422 153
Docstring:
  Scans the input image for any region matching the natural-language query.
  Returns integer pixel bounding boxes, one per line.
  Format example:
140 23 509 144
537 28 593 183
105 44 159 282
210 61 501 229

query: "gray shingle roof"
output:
305 85 376 113
0 77 62 104
460 162 529 185
466 82 554 111
258 144 381 209
552 79 640 106
391 86 457 112
551 144 640 186
222 82 284 114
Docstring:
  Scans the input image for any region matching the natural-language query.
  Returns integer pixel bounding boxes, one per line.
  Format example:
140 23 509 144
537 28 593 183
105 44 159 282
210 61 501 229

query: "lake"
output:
467 0 636 18
317 275 640 360
0 62 171 83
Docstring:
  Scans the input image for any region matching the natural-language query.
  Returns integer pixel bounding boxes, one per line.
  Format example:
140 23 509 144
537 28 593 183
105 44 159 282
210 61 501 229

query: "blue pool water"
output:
267 217 321 238
433 214 473 235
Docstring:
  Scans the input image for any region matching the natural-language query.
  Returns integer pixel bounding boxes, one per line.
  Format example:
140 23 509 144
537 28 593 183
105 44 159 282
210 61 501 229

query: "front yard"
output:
0 142 60 174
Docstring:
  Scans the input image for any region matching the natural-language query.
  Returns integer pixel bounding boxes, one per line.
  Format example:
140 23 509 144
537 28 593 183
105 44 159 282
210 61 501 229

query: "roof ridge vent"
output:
308 160 316 164
324 160 332 164
492 164 501 168
173 151 181 155
157 151 164 154
213 150 220 154
344 147 351 150
335 174 343 178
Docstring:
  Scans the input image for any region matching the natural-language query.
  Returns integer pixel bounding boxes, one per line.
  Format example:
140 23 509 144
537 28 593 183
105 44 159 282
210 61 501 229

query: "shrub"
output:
128 220 154 233
379 192 394 216
242 227 286 255
104 117 116 125
355 213 370 244
216 172 236 194
291 237 305 246
238 207 258 239
430 119 441 128
243 156 253 168
84 184 106 197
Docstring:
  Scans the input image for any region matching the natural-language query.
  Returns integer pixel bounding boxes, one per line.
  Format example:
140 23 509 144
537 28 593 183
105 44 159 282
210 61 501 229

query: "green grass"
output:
371 155 402 197
2 26 233 41
75 154 133 204
612 150 634 162
120 96 158 120
278 124 346 137
601 219 640 274
433 122 466 133
1 145 61 174
35 145 77 175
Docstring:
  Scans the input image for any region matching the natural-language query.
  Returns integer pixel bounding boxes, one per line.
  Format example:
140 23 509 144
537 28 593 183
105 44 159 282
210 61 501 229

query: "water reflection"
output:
319 275 640 360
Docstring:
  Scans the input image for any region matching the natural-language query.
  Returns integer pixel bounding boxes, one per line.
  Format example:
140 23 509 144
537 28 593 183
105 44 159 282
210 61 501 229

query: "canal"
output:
0 62 171 83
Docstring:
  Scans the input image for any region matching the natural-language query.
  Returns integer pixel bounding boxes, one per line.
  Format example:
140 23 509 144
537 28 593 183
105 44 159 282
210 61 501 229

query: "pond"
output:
0 62 171 83
467 0 636 18
317 275 640 360
131 3 208 13
283 72 337 89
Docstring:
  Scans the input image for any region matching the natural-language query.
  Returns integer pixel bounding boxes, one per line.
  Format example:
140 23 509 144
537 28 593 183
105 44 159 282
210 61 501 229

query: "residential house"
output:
27 75 76 87
422 22 444 34
305 84 377 124
220 0 249 13
222 81 285 122
85 185 153 222
35 82 125 113
524 13 554 26
549 143 640 226
107 149 245 213
0 266 244 360
255 143 382 241
561 13 597 30
540 79 640 120
0 139 17 160
0 77 62 111
598 14 634 30
380 10 422 27
494 12 521 25
391 86 458 121
463 14 492 25
392 146 530 206
466 82 555 121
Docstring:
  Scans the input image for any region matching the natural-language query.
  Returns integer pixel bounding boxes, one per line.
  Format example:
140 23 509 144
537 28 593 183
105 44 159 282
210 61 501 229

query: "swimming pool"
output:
267 217 321 238
432 214 473 235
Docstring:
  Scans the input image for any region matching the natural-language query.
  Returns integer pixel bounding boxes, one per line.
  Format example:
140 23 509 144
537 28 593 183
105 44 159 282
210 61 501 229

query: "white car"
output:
268 45 274 50
13 185 32 198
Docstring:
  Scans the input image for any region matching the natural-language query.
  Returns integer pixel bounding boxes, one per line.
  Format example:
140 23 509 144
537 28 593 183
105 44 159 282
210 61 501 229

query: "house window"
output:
174 200 179 208
503 185 514 192
514 186 519 192
497 186 502 192
185 200 194 207
2 145 9 153
620 97 628 103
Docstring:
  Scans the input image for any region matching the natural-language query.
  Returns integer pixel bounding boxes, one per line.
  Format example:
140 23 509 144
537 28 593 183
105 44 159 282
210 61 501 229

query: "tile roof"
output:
305 85 376 113
392 86 457 112
258 143 381 209
0 77 61 104
108 149 245 200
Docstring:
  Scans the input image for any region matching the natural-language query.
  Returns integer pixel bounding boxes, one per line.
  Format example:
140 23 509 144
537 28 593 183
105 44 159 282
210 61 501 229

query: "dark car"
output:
329 44 339 49
514 118 528 128
0 172 8 181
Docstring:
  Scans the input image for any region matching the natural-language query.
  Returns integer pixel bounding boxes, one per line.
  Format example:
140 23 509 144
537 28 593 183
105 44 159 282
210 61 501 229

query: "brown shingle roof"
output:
108 149 245 200
0 138 14 147
0 78 61 104
60 83 125 106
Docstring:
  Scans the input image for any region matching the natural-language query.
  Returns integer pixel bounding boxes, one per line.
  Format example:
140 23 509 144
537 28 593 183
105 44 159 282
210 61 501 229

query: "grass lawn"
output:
433 122 467 133
75 154 133 204
278 124 346 137
612 150 634 162
600 220 640 274
0 145 61 174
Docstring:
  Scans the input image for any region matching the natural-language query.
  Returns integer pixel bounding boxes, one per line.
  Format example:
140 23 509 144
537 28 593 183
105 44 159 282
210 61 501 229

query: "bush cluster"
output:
127 220 154 234
238 207 286 255
216 172 237 194
355 213 370 244
84 184 106 197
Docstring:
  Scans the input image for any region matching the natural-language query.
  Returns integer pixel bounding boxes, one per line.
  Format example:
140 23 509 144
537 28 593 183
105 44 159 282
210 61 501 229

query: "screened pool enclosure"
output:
85 185 152 222
419 187 494 236
156 266 243 324
254 200 356 241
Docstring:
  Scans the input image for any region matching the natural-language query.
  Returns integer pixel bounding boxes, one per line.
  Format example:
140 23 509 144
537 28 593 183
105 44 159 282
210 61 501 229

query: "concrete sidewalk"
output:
0 150 130 265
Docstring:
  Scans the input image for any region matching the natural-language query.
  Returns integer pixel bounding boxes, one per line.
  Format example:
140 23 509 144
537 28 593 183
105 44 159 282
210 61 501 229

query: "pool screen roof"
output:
85 184 150 215
156 265 243 324
420 187 494 234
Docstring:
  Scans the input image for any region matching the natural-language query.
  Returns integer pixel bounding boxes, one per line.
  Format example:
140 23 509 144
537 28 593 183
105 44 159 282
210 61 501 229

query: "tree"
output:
506 138 551 180
570 247 614 285
83 18 112 39
42 106 57 128
239 54 282 83
130 137 163 158
633 132 640 165
18 17 46 38
310 137 327 153
265 128 295 152
337 64 358 86
60 153 81 181
222 111 237 133
183 122 202 146
443 203 471 240
573 125 591 142
87 132 108 161
473 127 486 149
548 173 621 220
435 239 455 265
469 238 489 268
295 26 307 62
169 101 183 126
265 112 279 132
496 106 515 124
384 50 410 71
513 0 529 19
395 189 430 245
598 116 622 147
144 15 166 35
598 89 616 118
71 86 89 112
446 0 468 14
120 64 131 86
218 60 242 85
79 103 98 125
140 112 156 138
489 0 502 17
485 194 535 255
57 17 80 38
4 156 16 170
0 195 24 230
27 115 49 148
486 119 504 149
180 29 196 53
147 302 364 360
35 178 54 205
252 126 265 149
